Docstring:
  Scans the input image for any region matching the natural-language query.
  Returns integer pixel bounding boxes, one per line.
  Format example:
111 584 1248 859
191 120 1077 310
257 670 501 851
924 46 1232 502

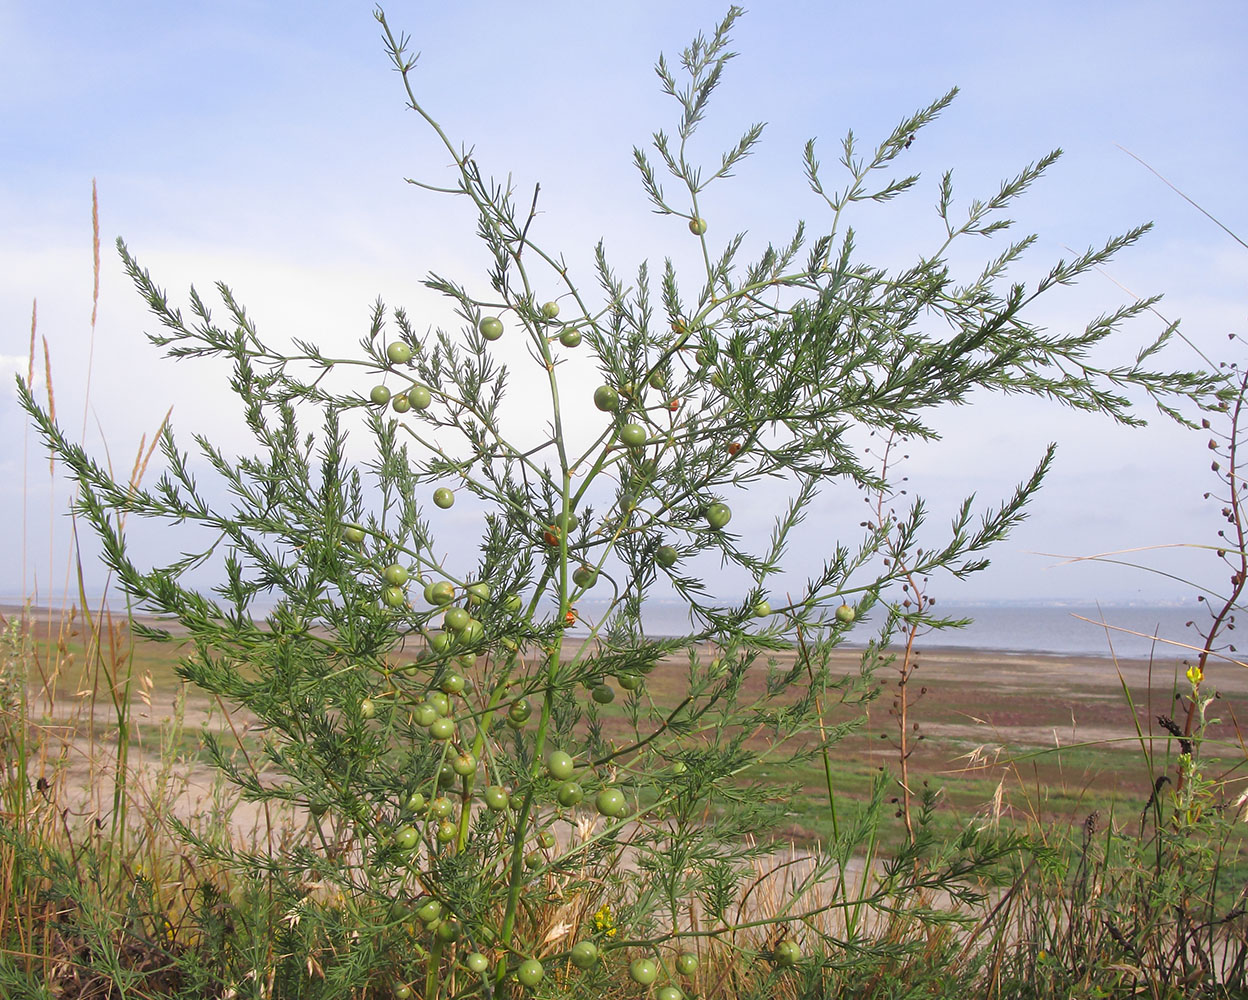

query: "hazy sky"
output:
3 1 1247 612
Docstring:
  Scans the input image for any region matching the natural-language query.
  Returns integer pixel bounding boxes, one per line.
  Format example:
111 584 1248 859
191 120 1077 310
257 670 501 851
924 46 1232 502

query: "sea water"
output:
569 599 1214 660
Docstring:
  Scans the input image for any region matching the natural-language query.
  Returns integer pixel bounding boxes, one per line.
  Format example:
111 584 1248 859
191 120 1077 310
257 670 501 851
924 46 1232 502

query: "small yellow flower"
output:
1187 663 1204 687
592 904 617 938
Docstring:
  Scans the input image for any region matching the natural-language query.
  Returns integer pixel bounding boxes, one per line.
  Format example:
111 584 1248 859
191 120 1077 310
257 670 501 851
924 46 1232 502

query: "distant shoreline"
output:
0 600 1203 666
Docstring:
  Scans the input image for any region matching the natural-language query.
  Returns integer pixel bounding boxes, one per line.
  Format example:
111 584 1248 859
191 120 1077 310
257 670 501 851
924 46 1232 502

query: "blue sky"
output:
3 1 1247 611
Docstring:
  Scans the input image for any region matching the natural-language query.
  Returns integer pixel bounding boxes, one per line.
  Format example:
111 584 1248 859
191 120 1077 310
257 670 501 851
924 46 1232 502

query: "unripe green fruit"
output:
451 751 477 776
466 952 490 974
360 697 376 719
479 317 504 340
370 384 391 405
540 301 560 319
775 939 801 966
557 780 583 807
705 502 732 530
593 385 620 412
559 328 582 348
436 820 457 843
753 600 771 618
382 586 406 608
517 958 544 987
546 751 575 780
591 684 615 704
508 699 532 725
616 672 642 692
688 216 708 235
391 393 411 413
342 524 366 544
835 603 856 624
630 958 658 985
387 342 412 364
444 607 470 632
596 787 626 817
676 951 699 976
657 988 684 1000
619 423 647 448
572 565 597 588
429 717 455 740
394 825 419 851
383 563 409 586
484 785 510 811
440 671 465 695
433 487 454 509
425 580 455 606
656 545 679 568
570 940 598 969
408 384 432 410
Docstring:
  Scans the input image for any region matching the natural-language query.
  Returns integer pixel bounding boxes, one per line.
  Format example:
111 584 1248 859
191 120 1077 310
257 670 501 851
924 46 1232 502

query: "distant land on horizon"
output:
0 594 1202 616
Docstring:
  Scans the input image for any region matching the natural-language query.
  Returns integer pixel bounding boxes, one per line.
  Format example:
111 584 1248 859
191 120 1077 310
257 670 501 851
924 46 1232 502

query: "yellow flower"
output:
1186 663 1204 687
592 904 617 938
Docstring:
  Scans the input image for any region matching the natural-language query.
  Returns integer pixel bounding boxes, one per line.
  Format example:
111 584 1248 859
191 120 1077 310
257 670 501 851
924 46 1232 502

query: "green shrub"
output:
18 6 1215 997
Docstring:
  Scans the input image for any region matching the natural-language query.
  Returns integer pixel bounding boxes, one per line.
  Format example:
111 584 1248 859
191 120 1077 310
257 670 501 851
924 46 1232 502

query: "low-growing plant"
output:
16 6 1219 998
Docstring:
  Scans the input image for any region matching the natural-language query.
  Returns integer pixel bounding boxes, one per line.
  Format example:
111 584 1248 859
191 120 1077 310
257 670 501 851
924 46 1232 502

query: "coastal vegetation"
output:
4 7 1245 998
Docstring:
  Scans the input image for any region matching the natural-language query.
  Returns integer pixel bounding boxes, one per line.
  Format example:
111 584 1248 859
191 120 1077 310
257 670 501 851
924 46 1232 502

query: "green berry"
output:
619 423 647 448
557 780 583 807
517 958 544 987
593 385 620 412
705 502 732 530
546 751 575 780
570 940 598 970
424 580 455 606
596 787 626 818
629 958 658 985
